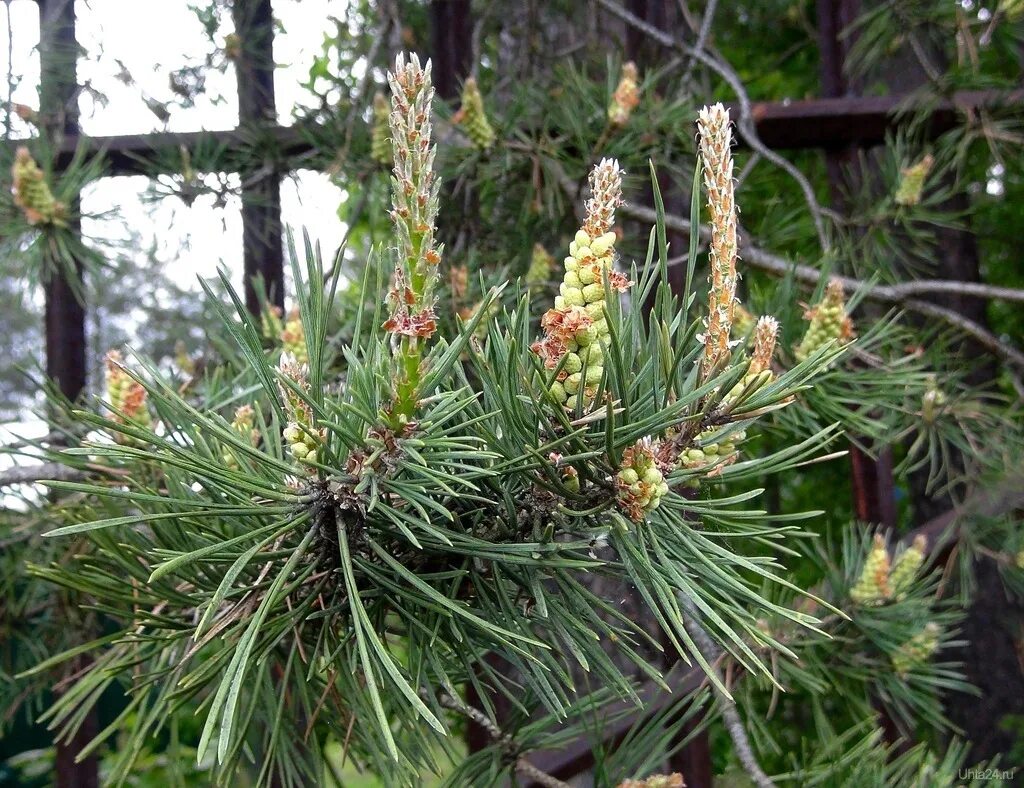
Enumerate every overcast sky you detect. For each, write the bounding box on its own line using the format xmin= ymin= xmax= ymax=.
xmin=0 ymin=1 xmax=354 ymax=470
xmin=2 ymin=0 xmax=349 ymax=293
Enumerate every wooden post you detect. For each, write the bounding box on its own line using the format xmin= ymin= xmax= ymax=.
xmin=429 ymin=0 xmax=472 ymax=100
xmin=668 ymin=711 xmax=713 ymax=788
xmin=232 ymin=0 xmax=284 ymax=315
xmin=39 ymin=0 xmax=86 ymax=404
xmin=38 ymin=2 xmax=96 ymax=786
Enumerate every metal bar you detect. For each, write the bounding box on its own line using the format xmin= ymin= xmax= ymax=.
xmin=26 ymin=90 xmax=1024 ymax=179
xmin=232 ymin=0 xmax=284 ymax=314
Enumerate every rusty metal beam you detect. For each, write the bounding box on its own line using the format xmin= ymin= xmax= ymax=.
xmin=23 ymin=90 xmax=1023 ymax=180
xmin=746 ymin=89 xmax=1023 ymax=150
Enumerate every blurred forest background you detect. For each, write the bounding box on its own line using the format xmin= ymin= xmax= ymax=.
xmin=1 ymin=0 xmax=1023 ymax=785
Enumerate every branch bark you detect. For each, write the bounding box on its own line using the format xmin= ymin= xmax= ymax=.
xmin=679 ymin=599 xmax=776 ymax=788
xmin=437 ymin=692 xmax=572 ymax=788
xmin=0 ymin=462 xmax=93 ymax=488
xmin=618 ymin=200 xmax=1024 ymax=369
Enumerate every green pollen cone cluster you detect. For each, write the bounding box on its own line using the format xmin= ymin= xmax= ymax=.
xmin=526 ymin=242 xmax=554 ymax=293
xmin=794 ymin=280 xmax=853 ymax=363
xmin=104 ymin=351 xmax=152 ymax=443
xmin=679 ymin=427 xmax=746 ymax=476
xmin=283 ymin=422 xmax=320 ymax=465
xmin=278 ymin=354 xmax=322 ymax=471
xmin=850 ymin=534 xmax=891 ymax=606
xmin=280 ymin=306 xmax=308 ymax=365
xmin=616 ymin=440 xmax=669 ymax=522
xmin=12 ymin=146 xmax=65 ymax=227
xmin=458 ymin=77 xmax=495 ymax=151
xmin=891 ymin=623 xmax=941 ymax=676
xmin=894 ymin=153 xmax=934 ymax=207
xmin=370 ymin=92 xmax=391 ymax=166
xmin=889 ymin=535 xmax=927 ymax=600
xmin=549 ymin=229 xmax=617 ymax=410
xmin=532 ymin=160 xmax=625 ymax=411
xmin=223 ymin=405 xmax=259 ymax=469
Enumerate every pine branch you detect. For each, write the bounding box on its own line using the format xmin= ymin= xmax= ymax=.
xmin=870 ymin=280 xmax=1024 ymax=304
xmin=618 ymin=200 xmax=1024 ymax=369
xmin=589 ymin=0 xmax=1024 ymax=367
xmin=0 ymin=462 xmax=86 ymax=487
xmin=679 ymin=597 xmax=776 ymax=788
xmin=595 ymin=0 xmax=835 ymax=251
xmin=546 ymin=155 xmax=1024 ymax=367
xmin=437 ymin=692 xmax=572 ymax=788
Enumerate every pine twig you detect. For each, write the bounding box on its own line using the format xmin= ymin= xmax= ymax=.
xmin=595 ymin=0 xmax=835 ymax=252
xmin=678 ymin=0 xmax=719 ymax=85
xmin=516 ymin=758 xmax=573 ymax=788
xmin=679 ymin=597 xmax=776 ymax=788
xmin=0 ymin=462 xmax=87 ymax=488
xmin=437 ymin=692 xmax=572 ymax=788
xmin=618 ymin=200 xmax=1024 ymax=369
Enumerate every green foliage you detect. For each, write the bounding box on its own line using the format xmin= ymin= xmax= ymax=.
xmin=3 ymin=1 xmax=1024 ymax=785
xmin=20 ymin=157 xmax=844 ymax=782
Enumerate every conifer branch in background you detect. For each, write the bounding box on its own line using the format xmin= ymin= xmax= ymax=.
xmin=11 ymin=146 xmax=66 ymax=227
xmin=608 ymin=61 xmax=640 ymax=127
xmin=455 ymin=76 xmax=496 ymax=151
